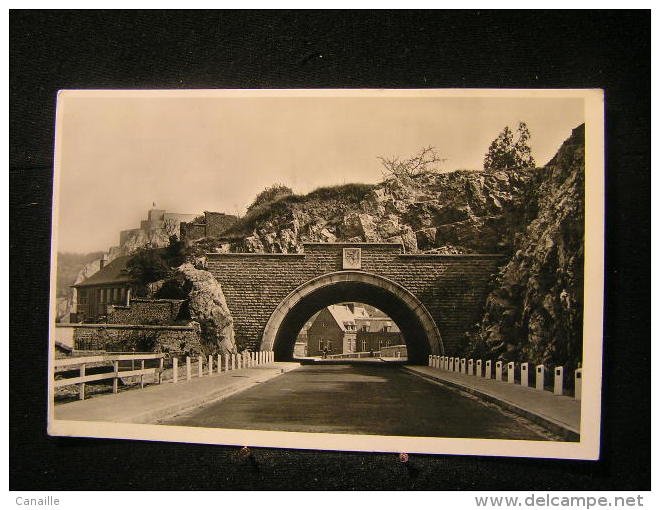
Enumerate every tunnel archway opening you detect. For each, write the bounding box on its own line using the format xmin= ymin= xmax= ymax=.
xmin=261 ymin=272 xmax=443 ymax=365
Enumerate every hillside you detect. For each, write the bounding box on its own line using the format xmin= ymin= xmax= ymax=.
xmin=205 ymin=169 xmax=537 ymax=256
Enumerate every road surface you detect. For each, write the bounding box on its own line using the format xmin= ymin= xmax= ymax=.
xmin=165 ymin=364 xmax=549 ymax=440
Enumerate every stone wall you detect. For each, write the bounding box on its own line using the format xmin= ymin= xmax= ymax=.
xmin=356 ymin=331 xmax=404 ymax=352
xmin=205 ymin=212 xmax=238 ymax=237
xmin=55 ymin=323 xmax=202 ymax=354
xmin=180 ymin=212 xmax=238 ymax=243
xmin=180 ymin=223 xmax=207 ymax=242
xmin=107 ymin=299 xmax=184 ymax=325
xmin=380 ymin=344 xmax=407 ymax=357
xmin=207 ymin=243 xmax=502 ymax=354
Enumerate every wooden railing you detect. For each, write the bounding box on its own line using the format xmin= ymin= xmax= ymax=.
xmin=53 ymin=353 xmax=166 ymax=400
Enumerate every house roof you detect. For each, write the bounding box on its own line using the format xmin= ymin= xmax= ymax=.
xmin=72 ymin=255 xmax=134 ymax=288
xmin=352 ymin=306 xmax=370 ymax=319
xmin=326 ymin=305 xmax=356 ymax=332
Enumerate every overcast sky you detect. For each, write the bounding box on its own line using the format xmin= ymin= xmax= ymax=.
xmin=56 ymin=93 xmax=584 ymax=253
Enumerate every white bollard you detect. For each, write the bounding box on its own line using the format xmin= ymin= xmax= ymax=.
xmin=460 ymin=358 xmax=466 ymax=374
xmin=536 ymin=364 xmax=545 ymax=391
xmin=428 ymin=355 xmax=432 ymax=367
xmin=554 ymin=366 xmax=564 ymax=395
xmin=440 ymin=356 xmax=445 ymax=370
xmin=507 ymin=362 xmax=515 ymax=383
xmin=476 ymin=359 xmax=482 ymax=377
xmin=209 ymin=355 xmax=213 ymax=375
xmin=521 ymin=362 xmax=529 ymax=387
xmin=224 ymin=354 xmax=230 ymax=371
xmin=173 ymin=357 xmax=178 ymax=383
xmin=448 ymin=358 xmax=454 ymax=371
xmin=454 ymin=357 xmax=460 ymax=372
xmin=435 ymin=355 xmax=440 ymax=369
xmin=485 ymin=360 xmax=492 ymax=379
xmin=574 ymin=368 xmax=582 ymax=400
xmin=217 ymin=353 xmax=222 ymax=372
xmin=198 ymin=356 xmax=203 ymax=378
xmin=232 ymin=354 xmax=237 ymax=370
xmin=468 ymin=359 xmax=474 ymax=376
xmin=186 ymin=356 xmax=192 ymax=381
xmin=495 ymin=361 xmax=503 ymax=381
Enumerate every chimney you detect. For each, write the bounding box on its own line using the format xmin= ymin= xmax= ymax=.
xmin=99 ymin=254 xmax=108 ymax=270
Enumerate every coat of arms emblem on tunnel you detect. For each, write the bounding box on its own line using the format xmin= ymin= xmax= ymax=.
xmin=342 ymin=248 xmax=362 ymax=269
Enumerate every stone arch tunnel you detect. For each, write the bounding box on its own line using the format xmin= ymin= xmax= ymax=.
xmin=206 ymin=243 xmax=502 ymax=365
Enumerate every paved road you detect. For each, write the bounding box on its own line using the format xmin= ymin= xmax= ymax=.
xmin=166 ymin=364 xmax=549 ymax=440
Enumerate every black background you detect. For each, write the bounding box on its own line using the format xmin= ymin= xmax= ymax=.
xmin=10 ymin=10 xmax=650 ymax=490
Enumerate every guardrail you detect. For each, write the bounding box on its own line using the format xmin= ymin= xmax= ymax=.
xmin=54 ymin=350 xmax=277 ymax=401
xmin=54 ymin=352 xmax=167 ymax=400
xmin=427 ymin=355 xmax=582 ymax=400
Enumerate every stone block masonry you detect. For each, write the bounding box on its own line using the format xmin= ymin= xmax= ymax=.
xmin=55 ymin=323 xmax=202 ymax=354
xmin=207 ymin=243 xmax=502 ymax=354
xmin=107 ymin=299 xmax=185 ymax=325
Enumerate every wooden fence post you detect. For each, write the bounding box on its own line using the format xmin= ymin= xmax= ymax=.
xmin=208 ymin=355 xmax=213 ymax=375
xmin=173 ymin=357 xmax=178 ymax=384
xmin=186 ymin=356 xmax=191 ymax=381
xmin=217 ymin=353 xmax=222 ymax=373
xmin=159 ymin=357 xmax=164 ymax=384
xmin=112 ymin=360 xmax=119 ymax=393
xmin=198 ymin=356 xmax=203 ymax=378
xmin=140 ymin=360 xmax=145 ymax=388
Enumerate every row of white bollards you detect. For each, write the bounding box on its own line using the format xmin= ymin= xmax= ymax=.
xmin=428 ymin=355 xmax=582 ymax=400
xmin=172 ymin=350 xmax=275 ymax=384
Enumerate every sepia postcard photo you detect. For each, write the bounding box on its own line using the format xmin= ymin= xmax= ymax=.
xmin=47 ymin=89 xmax=604 ymax=460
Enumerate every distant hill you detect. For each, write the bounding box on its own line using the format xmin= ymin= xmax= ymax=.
xmin=55 ymin=251 xmax=105 ymax=298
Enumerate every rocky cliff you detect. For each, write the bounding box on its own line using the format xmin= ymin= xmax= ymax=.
xmin=464 ymin=124 xmax=585 ymax=372
xmin=211 ymin=168 xmax=537 ymax=256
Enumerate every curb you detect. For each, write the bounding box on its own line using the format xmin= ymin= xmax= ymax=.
xmin=402 ymin=366 xmax=580 ymax=442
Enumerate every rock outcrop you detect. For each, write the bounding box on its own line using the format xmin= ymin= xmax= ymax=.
xmin=169 ymin=263 xmax=237 ymax=355
xmin=464 ymin=124 xmax=585 ymax=372
xmin=214 ymin=169 xmax=537 ymax=256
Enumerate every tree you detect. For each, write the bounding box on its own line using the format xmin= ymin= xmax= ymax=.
xmin=247 ymin=184 xmax=293 ymax=213
xmin=126 ymin=248 xmax=172 ymax=289
xmin=378 ymin=146 xmax=446 ymax=180
xmin=483 ymin=122 xmax=535 ymax=171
